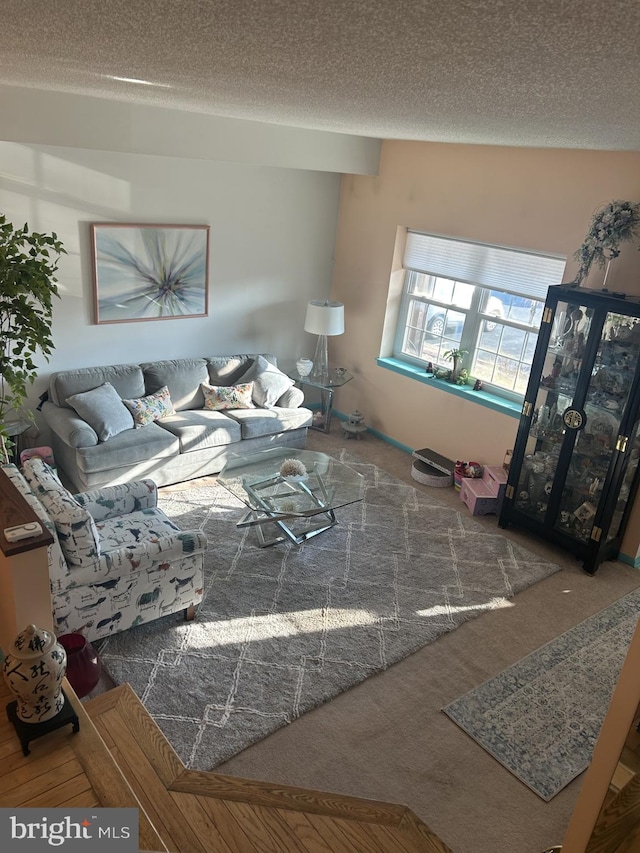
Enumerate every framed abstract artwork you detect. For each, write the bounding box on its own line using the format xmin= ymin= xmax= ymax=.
xmin=90 ymin=223 xmax=210 ymax=324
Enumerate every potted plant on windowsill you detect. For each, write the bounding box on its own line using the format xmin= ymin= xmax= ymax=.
xmin=443 ymin=348 xmax=468 ymax=384
xmin=0 ymin=215 xmax=65 ymax=462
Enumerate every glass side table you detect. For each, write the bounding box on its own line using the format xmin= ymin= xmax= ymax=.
xmin=290 ymin=368 xmax=353 ymax=433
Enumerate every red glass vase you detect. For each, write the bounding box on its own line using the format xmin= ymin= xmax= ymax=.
xmin=58 ymin=633 xmax=101 ymax=699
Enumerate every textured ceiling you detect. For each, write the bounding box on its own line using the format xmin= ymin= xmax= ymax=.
xmin=2 ymin=0 xmax=640 ymax=150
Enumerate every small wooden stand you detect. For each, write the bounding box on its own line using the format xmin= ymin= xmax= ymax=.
xmin=6 ymin=688 xmax=80 ymax=756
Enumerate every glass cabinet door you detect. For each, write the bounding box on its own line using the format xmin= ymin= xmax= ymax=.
xmin=554 ymin=312 xmax=640 ymax=543
xmin=501 ymin=284 xmax=640 ymax=574
xmin=608 ymin=415 xmax=640 ymax=542
xmin=513 ymin=300 xmax=593 ymax=521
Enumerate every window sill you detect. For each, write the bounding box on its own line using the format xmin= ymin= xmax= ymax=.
xmin=376 ymin=357 xmax=522 ymax=419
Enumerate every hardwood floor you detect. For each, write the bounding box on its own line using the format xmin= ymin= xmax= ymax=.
xmin=0 ymin=678 xmax=166 ymax=850
xmin=0 ymin=677 xmax=452 ymax=852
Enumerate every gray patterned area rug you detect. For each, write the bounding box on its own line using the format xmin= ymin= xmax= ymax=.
xmin=443 ymin=588 xmax=640 ymax=801
xmin=97 ymin=451 xmax=561 ymax=772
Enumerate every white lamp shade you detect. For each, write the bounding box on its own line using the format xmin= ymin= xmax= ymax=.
xmin=304 ymin=300 xmax=345 ymax=336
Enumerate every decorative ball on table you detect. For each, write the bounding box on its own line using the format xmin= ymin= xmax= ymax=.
xmin=280 ymin=458 xmax=307 ymax=479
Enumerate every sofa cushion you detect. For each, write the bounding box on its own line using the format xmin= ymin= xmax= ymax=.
xmin=66 ymin=382 xmax=135 ymax=441
xmin=141 ymin=358 xmax=209 ymax=411
xmin=75 ymin=422 xmax=179 ymax=475
xmin=22 ymin=458 xmax=100 ymax=567
xmin=202 ymin=382 xmax=254 ymax=411
xmin=49 ymin=364 xmax=145 ymax=408
xmin=123 ymin=385 xmax=176 ymax=427
xmin=206 ymin=355 xmax=254 ymax=386
xmin=156 ymin=410 xmax=242 ymax=453
xmin=224 ymin=406 xmax=313 ymax=439
xmin=96 ymin=507 xmax=181 ymax=552
xmin=206 ymin=353 xmax=277 ymax=386
xmin=237 ymin=355 xmax=295 ymax=408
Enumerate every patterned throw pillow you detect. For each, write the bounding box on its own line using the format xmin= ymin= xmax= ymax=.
xmin=201 ymin=382 xmax=255 ymax=411
xmin=123 ymin=385 xmax=176 ymax=427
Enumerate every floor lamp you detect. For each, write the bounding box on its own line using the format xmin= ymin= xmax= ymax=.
xmin=304 ymin=299 xmax=344 ymax=382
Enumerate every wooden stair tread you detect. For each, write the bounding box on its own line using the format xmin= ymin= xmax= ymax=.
xmin=0 ymin=678 xmax=167 ymax=852
xmin=85 ymin=683 xmax=453 ymax=852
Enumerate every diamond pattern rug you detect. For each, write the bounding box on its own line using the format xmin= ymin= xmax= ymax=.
xmin=443 ymin=588 xmax=640 ymax=800
xmin=97 ymin=451 xmax=561 ymax=771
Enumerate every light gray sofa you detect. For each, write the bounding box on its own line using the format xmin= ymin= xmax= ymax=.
xmin=41 ymin=354 xmax=312 ymax=492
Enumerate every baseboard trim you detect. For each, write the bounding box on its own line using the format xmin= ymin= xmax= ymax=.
xmin=331 ymin=414 xmax=640 ymax=571
xmin=333 ymin=410 xmax=413 ymax=456
xmin=617 ymin=551 xmax=640 ymax=570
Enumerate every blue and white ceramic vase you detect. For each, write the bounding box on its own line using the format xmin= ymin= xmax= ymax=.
xmin=2 ymin=624 xmax=67 ymax=723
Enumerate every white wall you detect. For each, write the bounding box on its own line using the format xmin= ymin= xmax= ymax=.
xmin=0 ymin=84 xmax=381 ymax=437
xmin=0 ymin=84 xmax=381 ymax=175
xmin=0 ymin=140 xmax=343 ymax=429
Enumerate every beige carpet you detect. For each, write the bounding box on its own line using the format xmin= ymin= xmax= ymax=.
xmin=443 ymin=588 xmax=640 ymax=800
xmin=208 ymin=425 xmax=640 ymax=853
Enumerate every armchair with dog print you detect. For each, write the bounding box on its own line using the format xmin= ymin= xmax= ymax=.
xmin=15 ymin=456 xmax=206 ymax=642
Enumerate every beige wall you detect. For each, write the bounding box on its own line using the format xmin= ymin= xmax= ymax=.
xmin=330 ymin=140 xmax=640 ymax=561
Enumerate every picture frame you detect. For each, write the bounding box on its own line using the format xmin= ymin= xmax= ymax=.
xmin=90 ymin=223 xmax=210 ymax=324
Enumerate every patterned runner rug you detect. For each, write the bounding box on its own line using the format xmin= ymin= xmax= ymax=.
xmin=443 ymin=588 xmax=640 ymax=800
xmin=98 ymin=451 xmax=561 ymax=771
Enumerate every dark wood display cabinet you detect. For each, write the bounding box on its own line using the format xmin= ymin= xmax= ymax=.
xmin=499 ymin=283 xmax=640 ymax=575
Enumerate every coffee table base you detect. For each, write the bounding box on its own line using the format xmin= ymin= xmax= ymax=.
xmin=237 ymin=507 xmax=337 ymax=547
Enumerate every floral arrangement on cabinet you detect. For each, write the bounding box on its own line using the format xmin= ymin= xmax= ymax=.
xmin=574 ymin=199 xmax=640 ymax=285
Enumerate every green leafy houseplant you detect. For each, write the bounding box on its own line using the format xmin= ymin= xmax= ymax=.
xmin=0 ymin=215 xmax=65 ymax=456
xmin=443 ymin=348 xmax=468 ymax=383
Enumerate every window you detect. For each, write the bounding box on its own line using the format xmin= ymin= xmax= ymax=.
xmin=394 ymin=232 xmax=566 ymax=400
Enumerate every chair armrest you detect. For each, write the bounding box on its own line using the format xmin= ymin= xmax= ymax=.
xmin=41 ymin=401 xmax=98 ymax=448
xmin=102 ymin=530 xmax=207 ymax=577
xmin=66 ymin=529 xmax=208 ymax=585
xmin=75 ymin=480 xmax=158 ymax=521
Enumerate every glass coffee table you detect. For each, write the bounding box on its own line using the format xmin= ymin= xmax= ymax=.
xmin=218 ymin=448 xmax=364 ymax=547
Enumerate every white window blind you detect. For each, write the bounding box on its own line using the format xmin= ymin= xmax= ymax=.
xmin=404 ymin=231 xmax=566 ymax=300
